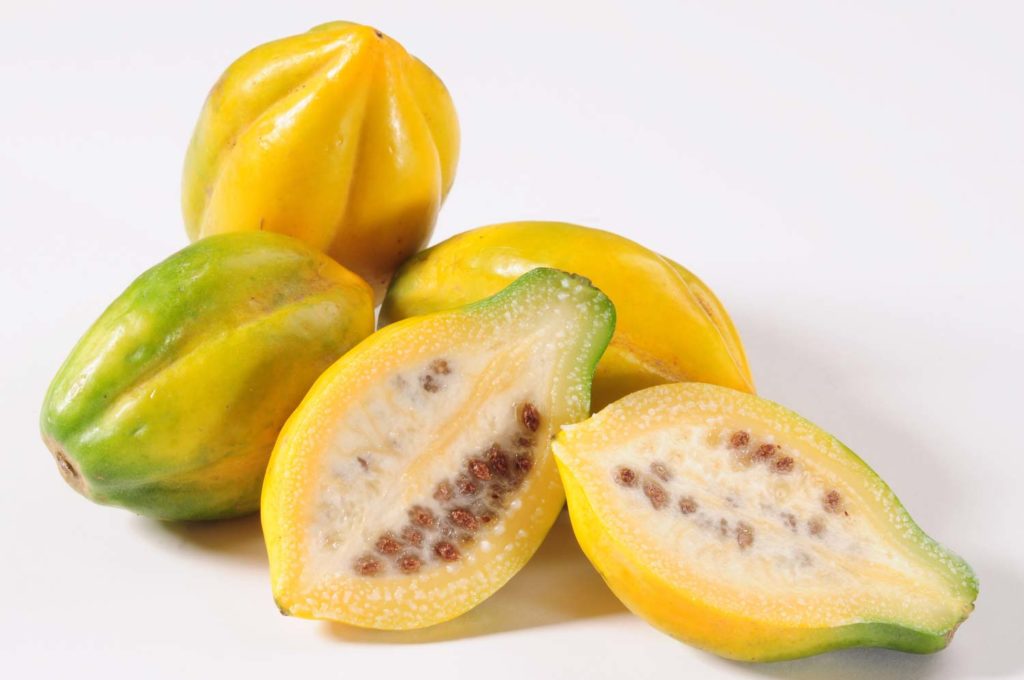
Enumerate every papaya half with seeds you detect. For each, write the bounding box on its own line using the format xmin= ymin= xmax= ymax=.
xmin=40 ymin=233 xmax=374 ymax=521
xmin=554 ymin=383 xmax=977 ymax=661
xmin=262 ymin=268 xmax=615 ymax=629
xmin=182 ymin=21 xmax=459 ymax=301
xmin=380 ymin=221 xmax=753 ymax=411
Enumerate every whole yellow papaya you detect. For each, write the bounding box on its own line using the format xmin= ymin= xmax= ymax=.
xmin=380 ymin=222 xmax=754 ymax=410
xmin=40 ymin=233 xmax=374 ymax=520
xmin=182 ymin=21 xmax=459 ymax=300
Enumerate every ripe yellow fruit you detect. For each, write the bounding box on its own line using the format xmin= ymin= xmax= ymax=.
xmin=182 ymin=21 xmax=460 ymax=300
xmin=382 ymin=221 xmax=754 ymax=410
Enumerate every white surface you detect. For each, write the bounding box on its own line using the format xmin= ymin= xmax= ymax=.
xmin=1 ymin=1 xmax=1021 ymax=678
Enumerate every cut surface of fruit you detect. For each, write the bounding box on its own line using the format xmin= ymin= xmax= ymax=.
xmin=554 ymin=383 xmax=977 ymax=661
xmin=380 ymin=221 xmax=754 ymax=410
xmin=262 ymin=268 xmax=615 ymax=629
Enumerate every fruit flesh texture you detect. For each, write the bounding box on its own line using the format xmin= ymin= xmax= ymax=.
xmin=263 ymin=268 xmax=615 ymax=629
xmin=182 ymin=21 xmax=459 ymax=301
xmin=554 ymin=383 xmax=977 ymax=661
xmin=380 ymin=221 xmax=753 ymax=410
xmin=40 ymin=233 xmax=374 ymax=520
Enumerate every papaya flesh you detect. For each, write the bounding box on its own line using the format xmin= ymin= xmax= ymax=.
xmin=262 ymin=268 xmax=615 ymax=629
xmin=380 ymin=221 xmax=754 ymax=410
xmin=554 ymin=383 xmax=977 ymax=661
xmin=40 ymin=232 xmax=374 ymax=521
xmin=182 ymin=21 xmax=459 ymax=301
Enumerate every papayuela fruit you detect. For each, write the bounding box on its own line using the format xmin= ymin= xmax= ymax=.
xmin=182 ymin=21 xmax=459 ymax=300
xmin=263 ymin=268 xmax=615 ymax=629
xmin=554 ymin=383 xmax=977 ymax=661
xmin=381 ymin=221 xmax=753 ymax=410
xmin=41 ymin=232 xmax=374 ymax=520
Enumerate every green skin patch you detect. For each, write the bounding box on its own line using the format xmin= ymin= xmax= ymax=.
xmin=41 ymin=232 xmax=373 ymax=520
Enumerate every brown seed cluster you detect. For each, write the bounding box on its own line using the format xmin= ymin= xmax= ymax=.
xmin=420 ymin=357 xmax=452 ymax=393
xmin=351 ymin=400 xmax=541 ymax=577
xmin=613 ymin=461 xmax=756 ymax=552
xmin=728 ymin=430 xmax=795 ymax=475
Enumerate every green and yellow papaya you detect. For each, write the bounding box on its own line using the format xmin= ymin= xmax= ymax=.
xmin=381 ymin=221 xmax=754 ymax=411
xmin=40 ymin=232 xmax=374 ymax=520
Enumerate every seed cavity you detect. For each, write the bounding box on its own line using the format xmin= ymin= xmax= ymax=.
xmin=350 ymin=401 xmax=541 ymax=577
xmin=808 ymin=517 xmax=826 ymax=537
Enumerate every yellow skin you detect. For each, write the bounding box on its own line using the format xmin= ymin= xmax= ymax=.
xmin=182 ymin=21 xmax=460 ymax=300
xmin=381 ymin=221 xmax=754 ymax=411
xmin=554 ymin=383 xmax=977 ymax=661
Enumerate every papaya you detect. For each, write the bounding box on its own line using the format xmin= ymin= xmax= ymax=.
xmin=262 ymin=268 xmax=615 ymax=629
xmin=553 ymin=383 xmax=977 ymax=661
xmin=40 ymin=232 xmax=374 ymax=521
xmin=182 ymin=21 xmax=459 ymax=301
xmin=380 ymin=221 xmax=753 ymax=410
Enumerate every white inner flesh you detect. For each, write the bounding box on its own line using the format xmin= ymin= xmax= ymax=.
xmin=596 ymin=421 xmax=952 ymax=621
xmin=306 ymin=337 xmax=560 ymax=582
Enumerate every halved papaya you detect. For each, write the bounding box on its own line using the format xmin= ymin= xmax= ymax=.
xmin=262 ymin=268 xmax=615 ymax=629
xmin=554 ymin=383 xmax=977 ymax=661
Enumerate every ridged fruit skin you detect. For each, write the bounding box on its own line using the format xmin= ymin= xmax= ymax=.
xmin=182 ymin=21 xmax=459 ymax=301
xmin=40 ymin=232 xmax=374 ymax=521
xmin=263 ymin=268 xmax=615 ymax=629
xmin=380 ymin=221 xmax=754 ymax=410
xmin=554 ymin=383 xmax=978 ymax=661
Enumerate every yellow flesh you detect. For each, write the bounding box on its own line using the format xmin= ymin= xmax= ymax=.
xmin=264 ymin=275 xmax=609 ymax=629
xmin=555 ymin=384 xmax=973 ymax=633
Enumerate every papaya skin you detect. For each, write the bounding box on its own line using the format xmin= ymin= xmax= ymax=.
xmin=554 ymin=383 xmax=977 ymax=661
xmin=262 ymin=268 xmax=615 ymax=629
xmin=40 ymin=232 xmax=374 ymax=520
xmin=380 ymin=222 xmax=753 ymax=410
xmin=182 ymin=21 xmax=459 ymax=301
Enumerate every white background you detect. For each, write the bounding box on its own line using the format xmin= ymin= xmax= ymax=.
xmin=1 ymin=1 xmax=1021 ymax=678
